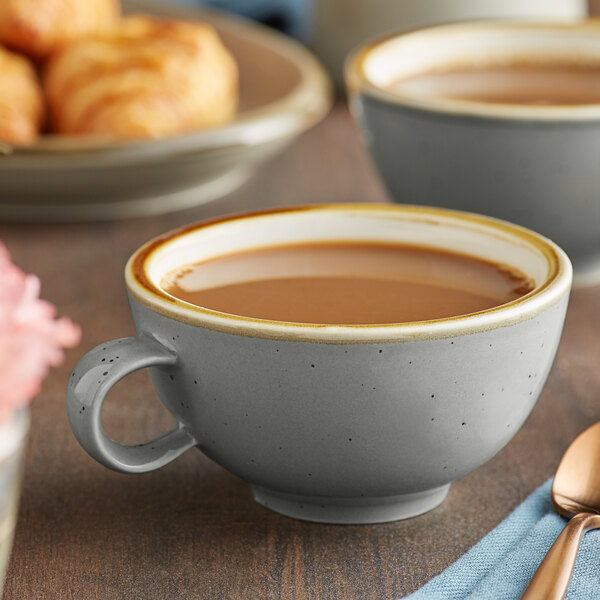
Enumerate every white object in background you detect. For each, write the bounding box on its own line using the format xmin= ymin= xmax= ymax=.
xmin=312 ymin=0 xmax=587 ymax=85
xmin=0 ymin=409 xmax=28 ymax=597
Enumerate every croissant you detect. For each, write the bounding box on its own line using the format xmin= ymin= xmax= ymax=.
xmin=0 ymin=45 xmax=43 ymax=146
xmin=0 ymin=0 xmax=120 ymax=60
xmin=44 ymin=15 xmax=238 ymax=140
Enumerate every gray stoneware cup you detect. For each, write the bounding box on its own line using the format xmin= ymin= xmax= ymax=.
xmin=345 ymin=21 xmax=600 ymax=286
xmin=66 ymin=204 xmax=572 ymax=524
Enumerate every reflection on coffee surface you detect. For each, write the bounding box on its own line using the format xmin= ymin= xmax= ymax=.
xmin=391 ymin=63 xmax=600 ymax=105
xmin=160 ymin=242 xmax=534 ymax=325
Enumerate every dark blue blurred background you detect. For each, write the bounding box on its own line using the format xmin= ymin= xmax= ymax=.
xmin=174 ymin=0 xmax=311 ymax=39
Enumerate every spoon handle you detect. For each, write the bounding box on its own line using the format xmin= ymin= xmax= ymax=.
xmin=520 ymin=512 xmax=600 ymax=600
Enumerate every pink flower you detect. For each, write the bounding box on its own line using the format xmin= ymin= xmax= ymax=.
xmin=0 ymin=243 xmax=80 ymax=422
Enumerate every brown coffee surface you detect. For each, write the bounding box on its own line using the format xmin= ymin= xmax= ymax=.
xmin=160 ymin=242 xmax=533 ymax=324
xmin=391 ymin=63 xmax=600 ymax=105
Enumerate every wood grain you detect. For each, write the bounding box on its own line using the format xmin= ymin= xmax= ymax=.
xmin=1 ymin=103 xmax=599 ymax=600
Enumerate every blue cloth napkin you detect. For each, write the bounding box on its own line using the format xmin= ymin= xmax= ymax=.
xmin=403 ymin=479 xmax=600 ymax=600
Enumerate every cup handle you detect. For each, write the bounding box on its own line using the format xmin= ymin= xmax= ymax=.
xmin=66 ymin=336 xmax=197 ymax=474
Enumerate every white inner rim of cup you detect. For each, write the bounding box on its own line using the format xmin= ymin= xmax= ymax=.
xmin=359 ymin=22 xmax=600 ymax=120
xmin=126 ymin=205 xmax=571 ymax=342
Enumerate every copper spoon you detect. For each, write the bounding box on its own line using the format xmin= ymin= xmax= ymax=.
xmin=521 ymin=421 xmax=600 ymax=599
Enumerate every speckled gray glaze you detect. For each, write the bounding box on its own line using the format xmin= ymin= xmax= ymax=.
xmin=66 ymin=204 xmax=572 ymax=523
xmin=345 ymin=22 xmax=600 ymax=285
xmin=354 ymin=100 xmax=600 ymax=279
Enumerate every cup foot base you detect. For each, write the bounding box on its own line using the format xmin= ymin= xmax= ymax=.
xmin=250 ymin=484 xmax=451 ymax=524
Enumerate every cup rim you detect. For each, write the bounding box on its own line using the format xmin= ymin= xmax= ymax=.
xmin=125 ymin=204 xmax=572 ymax=343
xmin=345 ymin=19 xmax=600 ymax=122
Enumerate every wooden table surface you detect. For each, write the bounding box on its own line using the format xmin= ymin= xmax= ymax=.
xmin=1 ymin=101 xmax=599 ymax=600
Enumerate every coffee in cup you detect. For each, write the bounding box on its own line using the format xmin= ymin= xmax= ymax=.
xmin=160 ymin=241 xmax=534 ymax=324
xmin=390 ymin=62 xmax=600 ymax=106
xmin=67 ymin=204 xmax=571 ymax=524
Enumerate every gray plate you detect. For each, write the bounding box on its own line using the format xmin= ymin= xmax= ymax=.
xmin=0 ymin=0 xmax=332 ymax=221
